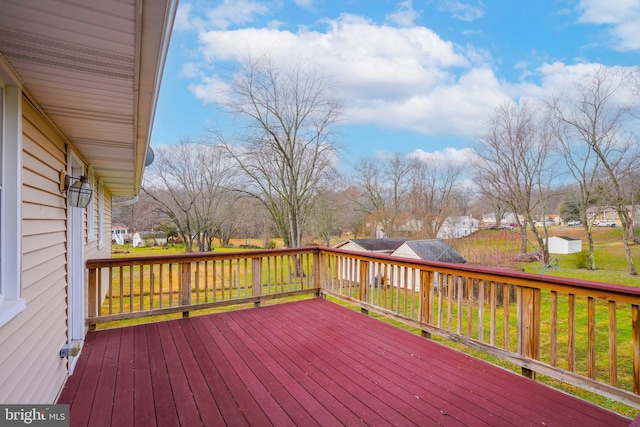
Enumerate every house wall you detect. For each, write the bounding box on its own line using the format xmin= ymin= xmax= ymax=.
xmin=0 ymin=95 xmax=112 ymax=404
xmin=337 ymin=241 xmax=366 ymax=252
xmin=392 ymin=244 xmax=421 ymax=260
xmin=547 ymin=237 xmax=582 ymax=255
xmin=85 ymin=179 xmax=112 ymax=304
xmin=0 ymin=97 xmax=69 ymax=403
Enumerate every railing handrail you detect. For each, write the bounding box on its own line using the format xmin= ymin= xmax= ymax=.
xmin=322 ymin=246 xmax=640 ymax=301
xmin=87 ymin=246 xmax=322 ymax=268
xmin=92 ymin=245 xmax=640 ymax=298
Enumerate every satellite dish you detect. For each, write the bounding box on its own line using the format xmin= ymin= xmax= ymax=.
xmin=145 ymin=147 xmax=155 ymax=167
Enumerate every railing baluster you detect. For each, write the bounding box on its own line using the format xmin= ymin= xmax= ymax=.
xmin=437 ymin=273 xmax=443 ymax=328
xmin=550 ymin=290 xmax=558 ymax=366
xmin=503 ymin=284 xmax=509 ymax=351
xmin=128 ymin=265 xmax=133 ymax=312
xmin=150 ymin=264 xmax=155 ymax=309
xmin=467 ymin=277 xmax=473 ymax=338
xmin=244 ymin=258 xmax=249 ymax=298
xmin=632 ymin=304 xmax=639 ymax=395
xmin=490 ymin=281 xmax=496 ymax=346
xmin=457 ymin=277 xmax=463 ymax=335
xmin=478 ymin=279 xmax=485 ymax=342
xmin=402 ymin=266 xmax=408 ymax=316
xmin=108 ymin=267 xmax=113 ymax=315
xmin=168 ymin=263 xmax=173 ymax=307
xmin=228 ymin=259 xmax=233 ymax=298
xmin=587 ymin=296 xmax=596 ymax=379
xmin=447 ymin=274 xmax=453 ymax=331
xmin=568 ymin=294 xmax=576 ymax=372
xmin=221 ymin=259 xmax=226 ymax=300
xmin=609 ymin=300 xmax=617 ymax=387
xmin=203 ymin=261 xmax=209 ymax=303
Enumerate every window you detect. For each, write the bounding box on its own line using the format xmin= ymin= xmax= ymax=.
xmin=0 ymin=76 xmax=25 ymax=327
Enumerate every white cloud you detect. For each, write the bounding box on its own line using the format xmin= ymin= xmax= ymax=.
xmin=189 ymin=75 xmax=232 ymax=105
xmin=184 ymin=5 xmax=636 ymax=143
xmin=178 ymin=0 xmax=271 ymax=31
xmin=576 ymin=0 xmax=640 ymax=50
xmin=189 ymin=13 xmax=503 ymax=139
xmin=293 ymin=0 xmax=316 ymax=10
xmin=174 ymin=3 xmax=194 ymax=31
xmin=437 ymin=0 xmax=486 ymax=22
xmin=385 ymin=0 xmax=420 ymax=27
xmin=408 ymin=147 xmax=475 ymax=164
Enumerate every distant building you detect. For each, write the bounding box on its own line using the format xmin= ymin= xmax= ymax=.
xmin=132 ymin=231 xmax=167 ymax=248
xmin=437 ymin=216 xmax=479 ymax=239
xmin=335 ymin=238 xmax=408 ymax=254
xmin=392 ymin=239 xmax=466 ymax=264
xmin=111 ymin=223 xmax=130 ymax=245
xmin=482 ymin=212 xmax=522 ymax=228
xmin=547 ymin=236 xmax=582 ymax=255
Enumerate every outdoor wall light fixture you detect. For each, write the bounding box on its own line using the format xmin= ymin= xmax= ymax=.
xmin=60 ymin=171 xmax=93 ymax=208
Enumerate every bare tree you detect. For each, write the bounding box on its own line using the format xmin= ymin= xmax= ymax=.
xmin=112 ymin=192 xmax=160 ymax=234
xmin=473 ymin=100 xmax=557 ymax=264
xmin=309 ymin=186 xmax=344 ymax=246
xmin=353 ymin=154 xmax=412 ymax=237
xmin=550 ymin=67 xmax=639 ymax=275
xmin=549 ymin=100 xmax=606 ymax=269
xmin=142 ymin=140 xmax=234 ymax=252
xmin=451 ymin=185 xmax=477 ymax=217
xmin=214 ymin=55 xmax=342 ymax=251
xmin=408 ymin=157 xmax=464 ymax=238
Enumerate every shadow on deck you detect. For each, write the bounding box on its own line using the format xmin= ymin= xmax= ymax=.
xmin=58 ymin=298 xmax=630 ymax=426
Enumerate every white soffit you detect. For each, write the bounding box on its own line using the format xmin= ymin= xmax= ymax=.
xmin=0 ymin=0 xmax=177 ymax=195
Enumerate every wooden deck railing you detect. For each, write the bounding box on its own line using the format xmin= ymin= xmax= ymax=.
xmin=87 ymin=246 xmax=640 ymax=409
xmin=87 ymin=248 xmax=319 ymax=325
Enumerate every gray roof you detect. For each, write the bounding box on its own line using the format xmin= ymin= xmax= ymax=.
xmin=552 ymin=236 xmax=582 ymax=241
xmin=346 ymin=238 xmax=408 ymax=252
xmin=400 ymin=240 xmax=466 ymax=263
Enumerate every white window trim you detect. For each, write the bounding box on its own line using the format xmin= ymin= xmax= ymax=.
xmin=97 ymin=180 xmax=104 ymax=249
xmin=87 ymin=168 xmax=96 ymax=242
xmin=0 ymin=80 xmax=25 ymax=327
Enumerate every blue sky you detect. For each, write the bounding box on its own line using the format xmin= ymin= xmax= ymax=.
xmin=150 ymin=0 xmax=640 ymax=169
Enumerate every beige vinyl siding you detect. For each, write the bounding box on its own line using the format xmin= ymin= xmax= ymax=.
xmin=0 ymin=97 xmax=69 ymax=403
xmin=85 ymin=183 xmax=111 ymax=305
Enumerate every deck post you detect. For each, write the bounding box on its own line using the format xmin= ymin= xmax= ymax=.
xmin=420 ymin=270 xmax=432 ymax=338
xmin=359 ymin=260 xmax=369 ymax=302
xmin=359 ymin=260 xmax=369 ymax=314
xmin=180 ymin=262 xmax=192 ymax=317
xmin=253 ymin=258 xmax=262 ymax=307
xmin=518 ymin=286 xmax=540 ymax=379
xmin=87 ymin=268 xmax=97 ymax=331
xmin=314 ymin=250 xmax=325 ymax=296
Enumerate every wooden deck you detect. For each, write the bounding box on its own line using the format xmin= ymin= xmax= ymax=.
xmin=58 ymin=298 xmax=630 ymax=426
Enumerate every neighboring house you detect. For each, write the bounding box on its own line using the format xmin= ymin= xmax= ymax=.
xmin=389 ymin=240 xmax=466 ymax=290
xmin=335 ymin=238 xmax=408 ymax=254
xmin=437 ymin=216 xmax=479 ymax=239
xmin=547 ymin=236 xmax=582 ymax=255
xmin=544 ymin=214 xmax=563 ymax=226
xmin=392 ymin=239 xmax=467 ymax=264
xmin=481 ymin=212 xmax=522 ymax=228
xmin=111 ymin=223 xmax=130 ymax=245
xmin=334 ymin=239 xmax=465 ymax=290
xmin=0 ymin=0 xmax=177 ymax=405
xmin=586 ymin=206 xmax=640 ymax=227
